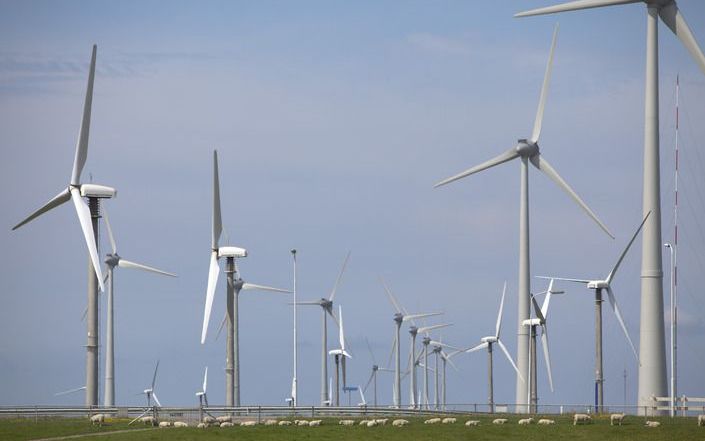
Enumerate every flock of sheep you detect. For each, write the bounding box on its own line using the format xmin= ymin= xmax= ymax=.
xmin=88 ymin=412 xmax=705 ymax=428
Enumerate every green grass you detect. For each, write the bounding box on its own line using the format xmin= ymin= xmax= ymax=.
xmin=0 ymin=415 xmax=702 ymax=441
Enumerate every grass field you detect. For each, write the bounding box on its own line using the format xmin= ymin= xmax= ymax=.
xmin=1 ymin=414 xmax=703 ymax=441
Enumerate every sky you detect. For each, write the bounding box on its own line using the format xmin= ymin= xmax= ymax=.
xmin=1 ymin=0 xmax=705 ymax=410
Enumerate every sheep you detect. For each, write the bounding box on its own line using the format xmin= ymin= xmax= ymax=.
xmin=158 ymin=421 xmax=172 ymax=428
xmin=278 ymin=420 xmax=293 ymax=426
xmin=392 ymin=419 xmax=409 ymax=426
xmin=339 ymin=419 xmax=355 ymax=426
xmin=241 ymin=421 xmax=258 ymax=427
xmin=90 ymin=414 xmax=105 ymax=426
xmin=573 ymin=413 xmax=592 ymax=425
xmin=610 ymin=413 xmax=625 ymax=426
xmin=359 ymin=420 xmax=370 ymax=425
xmin=493 ymin=418 xmax=508 ymax=425
xmin=375 ymin=418 xmax=388 ymax=425
xmin=424 ymin=417 xmax=441 ymax=424
xmin=309 ymin=420 xmax=322 ymax=427
xmin=197 ymin=422 xmax=207 ymax=429
xmin=140 ymin=416 xmax=156 ymax=426
xmin=518 ymin=418 xmax=534 ymax=425
xmin=366 ymin=420 xmax=378 ymax=427
xmin=203 ymin=416 xmax=216 ymax=425
xmin=697 ymin=415 xmax=705 ymax=426
xmin=645 ymin=420 xmax=661 ymax=428
xmin=465 ymin=420 xmax=480 ymax=426
xmin=537 ymin=419 xmax=555 ymax=425
xmin=172 ymin=421 xmax=187 ymax=428
xmin=220 ymin=422 xmax=234 ymax=428
xmin=296 ymin=420 xmax=310 ymax=426
xmin=442 ymin=417 xmax=457 ymax=424
xmin=264 ymin=419 xmax=278 ymax=426
xmin=216 ymin=415 xmax=233 ymax=424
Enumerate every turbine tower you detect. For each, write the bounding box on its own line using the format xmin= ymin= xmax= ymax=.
xmin=362 ymin=338 xmax=393 ymax=407
xmin=129 ymin=361 xmax=161 ymax=424
xmin=295 ymin=251 xmax=351 ymax=405
xmin=434 ymin=26 xmax=612 ymax=411
xmin=465 ymin=282 xmax=525 ymax=413
xmin=411 ymin=323 xmax=452 ymax=409
xmin=12 ymin=45 xmax=115 ymax=406
xmin=539 ymin=212 xmax=650 ymax=410
xmin=515 ymin=0 xmax=705 ymax=411
xmin=101 ymin=206 xmax=176 ymax=406
xmin=200 ymin=150 xmax=290 ymax=407
xmin=329 ymin=305 xmax=352 ymax=406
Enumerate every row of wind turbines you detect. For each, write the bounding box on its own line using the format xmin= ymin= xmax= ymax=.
xmin=11 ymin=0 xmax=705 ymax=413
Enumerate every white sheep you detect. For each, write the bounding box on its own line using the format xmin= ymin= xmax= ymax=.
xmin=610 ymin=413 xmax=625 ymax=426
xmin=140 ymin=416 xmax=156 ymax=426
xmin=203 ymin=416 xmax=216 ymax=425
xmin=366 ymin=420 xmax=378 ymax=427
xmin=442 ymin=417 xmax=457 ymax=424
xmin=296 ymin=420 xmax=310 ymax=426
xmin=264 ymin=419 xmax=278 ymax=426
xmin=309 ymin=420 xmax=322 ymax=426
xmin=220 ymin=422 xmax=234 ymax=428
xmin=493 ymin=418 xmax=508 ymax=425
xmin=216 ymin=415 xmax=232 ymax=424
xmin=241 ymin=421 xmax=258 ymax=427
xmin=465 ymin=420 xmax=480 ymax=426
xmin=573 ymin=414 xmax=592 ymax=425
xmin=424 ymin=417 xmax=441 ymax=424
xmin=537 ymin=419 xmax=555 ymax=425
xmin=359 ymin=420 xmax=370 ymax=425
xmin=697 ymin=415 xmax=705 ymax=426
xmin=159 ymin=421 xmax=172 ymax=428
xmin=197 ymin=422 xmax=207 ymax=429
xmin=645 ymin=420 xmax=661 ymax=428
xmin=339 ymin=419 xmax=355 ymax=426
xmin=518 ymin=418 xmax=534 ymax=425
xmin=90 ymin=414 xmax=105 ymax=426
xmin=375 ymin=418 xmax=389 ymax=425
xmin=392 ymin=419 xmax=409 ymax=426
xmin=278 ymin=420 xmax=293 ymax=426
xmin=173 ymin=421 xmax=188 ymax=428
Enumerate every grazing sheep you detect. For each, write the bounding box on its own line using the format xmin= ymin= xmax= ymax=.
xmin=424 ymin=417 xmax=441 ymax=424
xmin=296 ymin=420 xmax=310 ymax=426
xmin=359 ymin=420 xmax=370 ymax=425
xmin=140 ymin=416 xmax=156 ymax=426
xmin=197 ymin=422 xmax=207 ymax=429
xmin=241 ymin=421 xmax=258 ymax=427
xmin=492 ymin=418 xmax=508 ymax=425
xmin=610 ymin=413 xmax=625 ymax=426
xmin=220 ymin=422 xmax=234 ymax=428
xmin=173 ymin=421 xmax=188 ymax=428
xmin=518 ymin=418 xmax=534 ymax=425
xmin=203 ymin=416 xmax=216 ymax=425
xmin=537 ymin=419 xmax=555 ymax=425
xmin=465 ymin=420 xmax=480 ymax=426
xmin=309 ymin=420 xmax=323 ymax=427
xmin=697 ymin=415 xmax=705 ymax=426
xmin=216 ymin=415 xmax=233 ymax=424
xmin=278 ymin=421 xmax=293 ymax=426
xmin=366 ymin=420 xmax=378 ymax=427
xmin=442 ymin=417 xmax=457 ymax=424
xmin=573 ymin=414 xmax=592 ymax=425
xmin=645 ymin=420 xmax=661 ymax=428
xmin=339 ymin=419 xmax=355 ymax=426
xmin=90 ymin=414 xmax=105 ymax=426
xmin=375 ymin=418 xmax=389 ymax=425
xmin=392 ymin=419 xmax=409 ymax=426
xmin=264 ymin=419 xmax=278 ymax=426
xmin=158 ymin=421 xmax=172 ymax=428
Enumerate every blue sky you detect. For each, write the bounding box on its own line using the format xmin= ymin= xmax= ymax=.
xmin=1 ymin=0 xmax=705 ymax=408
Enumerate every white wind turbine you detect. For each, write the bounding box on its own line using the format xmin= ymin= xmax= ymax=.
xmin=11 ymin=45 xmax=115 ymax=406
xmin=380 ymin=278 xmax=441 ymax=408
xmin=411 ymin=324 xmax=452 ymax=409
xmin=522 ymin=279 xmax=564 ymax=412
xmin=328 ymin=305 xmax=352 ymax=407
xmin=129 ymin=361 xmax=161 ymax=425
xmin=427 ymin=339 xmax=462 ymax=410
xmin=295 ymin=251 xmax=351 ymax=405
xmin=196 ymin=366 xmax=209 ymax=407
xmin=539 ymin=212 xmax=651 ymax=410
xmin=362 ymin=338 xmax=394 ymax=407
xmin=465 ymin=283 xmax=525 ymax=413
xmin=434 ymin=25 xmax=612 ymax=411
xmin=101 ymin=206 xmax=176 ymax=407
xmin=515 ymin=0 xmax=705 ymax=411
xmin=200 ymin=149 xmax=290 ymax=407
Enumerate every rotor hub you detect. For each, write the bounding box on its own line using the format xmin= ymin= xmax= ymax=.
xmin=516 ymin=139 xmax=539 ymax=157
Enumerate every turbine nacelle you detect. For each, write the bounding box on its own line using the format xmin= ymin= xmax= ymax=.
xmin=79 ymin=183 xmax=116 ymax=199
xmin=481 ymin=336 xmax=498 ymax=344
xmin=218 ymin=246 xmax=248 ymax=258
xmin=516 ymin=139 xmax=539 ymax=157
xmin=587 ymin=280 xmax=609 ymax=290
xmin=393 ymin=313 xmax=404 ymax=324
xmin=522 ymin=318 xmax=543 ymax=327
xmin=105 ymin=254 xmax=120 ymax=267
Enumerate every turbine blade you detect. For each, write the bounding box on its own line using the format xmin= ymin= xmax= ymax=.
xmin=540 ymin=279 xmax=554 ymax=319
xmin=531 ymin=294 xmax=545 ymax=322
xmin=606 ymin=286 xmax=639 ymax=363
xmin=434 ymin=148 xmax=519 ymax=188
xmin=102 ymin=204 xmax=117 ymax=254
xmin=201 ymin=251 xmax=220 ymax=344
xmin=338 ymin=305 xmax=345 ymax=350
xmin=403 ymin=312 xmax=442 ymax=322
xmin=152 ymin=392 xmax=162 ymax=408
xmin=215 ymin=312 xmax=227 ymax=342
xmin=365 ymin=337 xmax=377 ymax=365
xmin=379 ymin=276 xmax=403 ymax=314
xmin=203 ymin=366 xmax=208 ymax=393
xmin=659 ymin=3 xmax=705 ymax=76
xmin=515 ymin=0 xmax=639 ymax=18
xmin=70 ymin=45 xmax=96 ymax=186
xmin=497 ymin=339 xmax=525 ymax=383
xmin=241 ymin=282 xmax=291 ymax=293
xmin=418 ymin=323 xmax=452 ymax=334
xmin=536 ymin=275 xmax=590 ymax=284
xmin=540 ymin=325 xmax=554 ymax=392
xmin=531 ymin=24 xmax=559 ymax=144
xmin=151 ymin=360 xmax=159 ymax=391
xmin=12 ymin=188 xmax=71 ymax=230
xmin=363 ymin=371 xmax=374 ymax=393
xmin=530 ymin=154 xmax=614 ymax=238
xmin=446 ymin=355 xmax=459 ymax=372
xmin=495 ymin=282 xmax=507 ymax=339
xmin=71 ymin=187 xmax=104 ymax=291
xmin=429 ymin=340 xmax=460 ymax=351
xmin=605 ymin=211 xmax=651 ymax=283
xmin=212 ymin=150 xmax=222 ymax=250
xmin=118 ymin=259 xmax=177 ymax=277
xmin=465 ymin=342 xmax=489 ymax=353
xmin=328 ymin=250 xmax=351 ymax=302
xmin=54 ymin=385 xmax=86 ymax=396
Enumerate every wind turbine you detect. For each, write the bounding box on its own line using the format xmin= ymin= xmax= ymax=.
xmin=515 ymin=0 xmax=705 ymax=411
xmin=465 ymin=283 xmax=525 ymax=413
xmin=329 ymin=305 xmax=352 ymax=406
xmin=411 ymin=324 xmax=452 ymax=409
xmin=295 ymin=251 xmax=351 ymax=405
xmin=362 ymin=338 xmax=393 ymax=407
xmin=200 ymin=149 xmax=290 ymax=407
xmin=539 ymin=212 xmax=651 ymax=410
xmin=11 ymin=45 xmax=114 ymax=406
xmin=101 ymin=206 xmax=176 ymax=407
xmin=380 ymin=277 xmax=441 ymax=408
xmin=428 ymin=340 xmax=462 ymax=410
xmin=196 ymin=367 xmax=209 ymax=421
xmin=522 ymin=279 xmax=564 ymax=413
xmin=434 ymin=25 xmax=612 ymax=411
xmin=129 ymin=361 xmax=161 ymax=425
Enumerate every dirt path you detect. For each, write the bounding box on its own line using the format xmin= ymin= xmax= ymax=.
xmin=30 ymin=428 xmax=156 ymax=441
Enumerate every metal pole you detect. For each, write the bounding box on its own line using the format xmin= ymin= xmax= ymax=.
xmin=104 ymin=266 xmax=115 ymax=406
xmin=488 ymin=343 xmax=494 ymax=413
xmin=225 ymin=257 xmax=235 ymax=407
xmin=637 ymin=5 xmax=668 ymax=411
xmin=516 ymin=157 xmax=530 ymax=412
xmin=665 ymin=243 xmax=675 ymax=416
xmin=434 ymin=348 xmax=439 ymax=410
xmin=410 ymin=329 xmax=417 ymax=408
xmin=596 ymin=288 xmax=604 ymax=412
xmin=85 ymin=197 xmax=100 ymax=406
xmin=530 ymin=325 xmax=537 ymax=413
xmin=394 ymin=319 xmax=401 ymax=408
xmin=334 ymin=355 xmax=340 ymax=407
xmin=374 ymin=370 xmax=377 ymax=408
xmin=291 ymin=249 xmax=298 ymax=407
xmin=423 ymin=337 xmax=429 ymax=410
xmin=442 ymin=357 xmax=447 ymax=410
